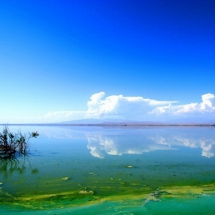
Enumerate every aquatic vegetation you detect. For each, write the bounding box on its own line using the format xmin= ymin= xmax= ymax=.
xmin=126 ymin=165 xmax=133 ymax=168
xmin=62 ymin=177 xmax=70 ymax=181
xmin=0 ymin=126 xmax=39 ymax=159
xmin=0 ymin=182 xmax=215 ymax=211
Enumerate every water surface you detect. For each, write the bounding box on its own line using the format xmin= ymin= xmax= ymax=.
xmin=0 ymin=126 xmax=215 ymax=214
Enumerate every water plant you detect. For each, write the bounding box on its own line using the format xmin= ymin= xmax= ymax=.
xmin=0 ymin=126 xmax=39 ymax=159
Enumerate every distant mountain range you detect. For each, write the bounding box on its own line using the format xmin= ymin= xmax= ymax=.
xmin=58 ymin=118 xmax=215 ymax=126
xmin=3 ymin=118 xmax=215 ymax=126
xmin=59 ymin=118 xmax=137 ymax=125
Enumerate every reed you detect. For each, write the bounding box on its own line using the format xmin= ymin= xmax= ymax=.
xmin=0 ymin=126 xmax=39 ymax=159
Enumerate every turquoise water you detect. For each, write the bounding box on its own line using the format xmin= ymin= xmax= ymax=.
xmin=0 ymin=126 xmax=215 ymax=214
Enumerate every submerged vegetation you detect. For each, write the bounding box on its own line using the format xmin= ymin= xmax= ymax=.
xmin=0 ymin=126 xmax=39 ymax=159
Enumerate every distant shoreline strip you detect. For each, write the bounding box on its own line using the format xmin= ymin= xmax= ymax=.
xmin=0 ymin=123 xmax=215 ymax=127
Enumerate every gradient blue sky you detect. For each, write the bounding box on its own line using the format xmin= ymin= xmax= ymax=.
xmin=0 ymin=0 xmax=215 ymax=123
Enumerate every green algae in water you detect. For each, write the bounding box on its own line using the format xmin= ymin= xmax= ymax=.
xmin=1 ymin=194 xmax=215 ymax=215
xmin=1 ymin=125 xmax=215 ymax=214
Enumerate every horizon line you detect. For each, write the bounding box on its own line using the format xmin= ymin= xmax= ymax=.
xmin=1 ymin=123 xmax=215 ymax=127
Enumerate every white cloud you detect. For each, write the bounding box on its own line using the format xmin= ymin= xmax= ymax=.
xmin=86 ymin=92 xmax=177 ymax=120
xmin=43 ymin=92 xmax=215 ymax=123
xmin=172 ymin=93 xmax=215 ymax=115
xmin=200 ymin=93 xmax=215 ymax=110
xmin=86 ymin=92 xmax=215 ymax=122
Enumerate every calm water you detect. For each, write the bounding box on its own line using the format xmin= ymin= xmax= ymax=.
xmin=0 ymin=125 xmax=215 ymax=214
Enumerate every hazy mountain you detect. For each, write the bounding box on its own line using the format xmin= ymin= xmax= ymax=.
xmin=59 ymin=118 xmax=215 ymax=125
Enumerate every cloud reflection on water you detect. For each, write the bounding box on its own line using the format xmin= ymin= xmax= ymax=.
xmin=85 ymin=128 xmax=215 ymax=159
xmin=40 ymin=126 xmax=215 ymax=159
xmin=86 ymin=133 xmax=173 ymax=159
xmin=149 ymin=135 xmax=215 ymax=158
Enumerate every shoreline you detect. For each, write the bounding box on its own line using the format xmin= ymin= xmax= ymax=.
xmin=1 ymin=123 xmax=215 ymax=127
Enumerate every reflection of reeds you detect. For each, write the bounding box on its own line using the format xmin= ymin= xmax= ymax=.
xmin=0 ymin=156 xmax=39 ymax=178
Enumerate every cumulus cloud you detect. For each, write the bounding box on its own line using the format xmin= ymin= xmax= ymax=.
xmin=201 ymin=93 xmax=215 ymax=110
xmin=86 ymin=92 xmax=215 ymax=122
xmin=171 ymin=94 xmax=214 ymax=115
xmin=86 ymin=92 xmax=177 ymax=120
xmin=43 ymin=92 xmax=215 ymax=123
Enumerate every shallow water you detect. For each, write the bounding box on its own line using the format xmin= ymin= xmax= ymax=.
xmin=0 ymin=125 xmax=215 ymax=214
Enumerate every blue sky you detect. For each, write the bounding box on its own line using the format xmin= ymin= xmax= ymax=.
xmin=0 ymin=0 xmax=215 ymax=123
